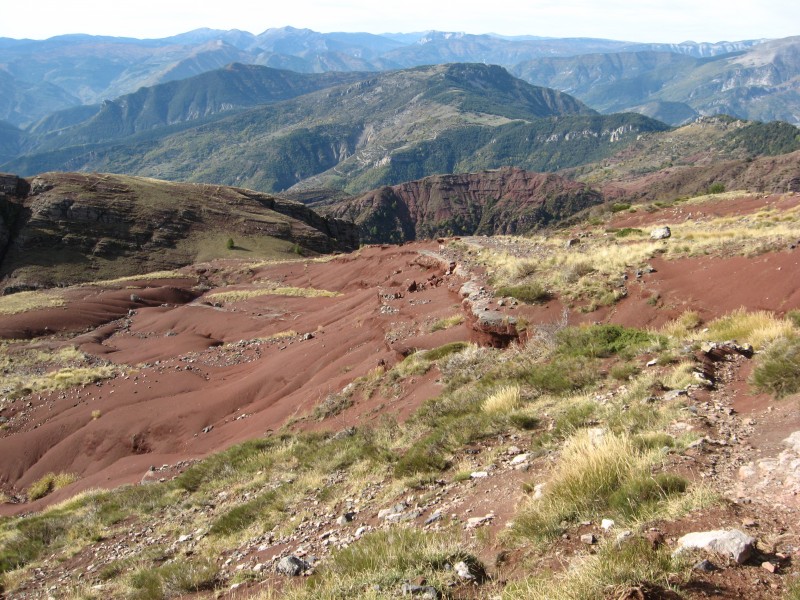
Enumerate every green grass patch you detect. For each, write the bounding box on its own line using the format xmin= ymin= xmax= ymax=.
xmin=509 ymin=432 xmax=682 ymax=544
xmin=556 ymin=324 xmax=660 ymax=359
xmin=750 ymin=336 xmax=800 ymax=398
xmin=287 ymin=528 xmax=481 ymax=599
xmin=503 ymin=537 xmax=686 ymax=600
xmin=496 ymin=282 xmax=551 ymax=304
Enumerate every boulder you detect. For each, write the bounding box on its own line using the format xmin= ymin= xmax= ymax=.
xmin=675 ymin=529 xmax=755 ymax=564
xmin=276 ymin=555 xmax=309 ymax=576
xmin=650 ymin=226 xmax=671 ymax=240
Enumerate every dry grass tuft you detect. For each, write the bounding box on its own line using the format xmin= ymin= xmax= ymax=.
xmin=693 ymin=308 xmax=795 ymax=349
xmin=27 ymin=473 xmax=79 ymax=501
xmin=483 ymin=385 xmax=522 ymax=414
xmin=206 ymin=283 xmax=340 ymax=303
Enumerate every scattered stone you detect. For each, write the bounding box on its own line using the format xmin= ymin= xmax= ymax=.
xmin=470 ymin=471 xmax=489 ymax=479
xmin=675 ymin=529 xmax=755 ymax=564
xmin=580 ymin=533 xmax=596 ymax=545
xmin=693 ymin=559 xmax=717 ymax=573
xmin=762 ymin=561 xmax=778 ymax=573
xmin=663 ymin=389 xmax=688 ymax=401
xmin=302 ymin=332 xmax=315 ymax=341
xmin=532 ymin=483 xmax=546 ymax=499
xmin=465 ymin=514 xmax=494 ymax=529
xmin=401 ymin=583 xmax=440 ymax=598
xmin=646 ymin=359 xmax=658 ymax=367
xmin=424 ymin=510 xmax=443 ymax=525
xmin=650 ymin=226 xmax=671 ymax=240
xmin=177 ymin=534 xmax=192 ymax=543
xmin=601 ymin=519 xmax=615 ymax=531
xmin=276 ymin=555 xmax=309 ymax=576
xmin=616 ymin=530 xmax=634 ymax=544
xmin=337 ymin=512 xmax=356 ymax=526
xmin=510 ymin=453 xmax=530 ymax=465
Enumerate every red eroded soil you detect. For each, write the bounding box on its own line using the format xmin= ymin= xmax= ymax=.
xmin=0 ymin=243 xmax=480 ymax=512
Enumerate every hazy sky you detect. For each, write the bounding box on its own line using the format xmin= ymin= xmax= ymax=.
xmin=2 ymin=0 xmax=798 ymax=43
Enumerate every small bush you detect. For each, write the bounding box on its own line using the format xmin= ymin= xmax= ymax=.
xmin=751 ymin=336 xmax=800 ymax=398
xmin=787 ymin=309 xmax=800 ymax=328
xmin=707 ymin=182 xmax=725 ymax=194
xmin=496 ymin=283 xmax=551 ymax=304
xmin=524 ymin=357 xmax=597 ymax=394
xmin=226 ymin=237 xmax=235 ymax=250
xmin=614 ymin=227 xmax=644 ymax=238
xmin=611 ymin=202 xmax=632 ymax=212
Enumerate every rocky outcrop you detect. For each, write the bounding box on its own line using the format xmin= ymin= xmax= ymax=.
xmin=326 ymin=167 xmax=603 ymax=243
xmin=0 ymin=172 xmax=358 ymax=289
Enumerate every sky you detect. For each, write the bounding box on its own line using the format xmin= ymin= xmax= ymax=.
xmin=1 ymin=0 xmax=798 ymax=43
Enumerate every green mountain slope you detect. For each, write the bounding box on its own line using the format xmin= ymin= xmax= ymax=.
xmin=4 ymin=64 xmax=669 ymax=194
xmin=25 ymin=64 xmax=370 ymax=152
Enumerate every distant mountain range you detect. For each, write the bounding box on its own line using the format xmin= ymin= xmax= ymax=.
xmin=2 ymin=63 xmax=671 ymax=194
xmin=0 ymin=27 xmax=774 ymax=127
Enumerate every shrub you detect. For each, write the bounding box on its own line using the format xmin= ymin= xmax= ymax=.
xmin=611 ymin=202 xmax=632 ymax=212
xmin=226 ymin=237 xmax=235 ymax=250
xmin=524 ymin=357 xmax=597 ymax=394
xmin=707 ymin=182 xmax=725 ymax=194
xmin=495 ymin=282 xmax=551 ymax=304
xmin=751 ymin=336 xmax=800 ymax=398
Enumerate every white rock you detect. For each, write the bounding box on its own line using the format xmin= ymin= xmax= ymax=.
xmin=470 ymin=471 xmax=489 ymax=479
xmin=601 ymin=518 xmax=615 ymax=531
xmin=675 ymin=529 xmax=755 ymax=564
xmin=783 ymin=431 xmax=800 ymax=454
xmin=511 ymin=453 xmax=530 ymax=465
xmin=650 ymin=226 xmax=671 ymax=240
